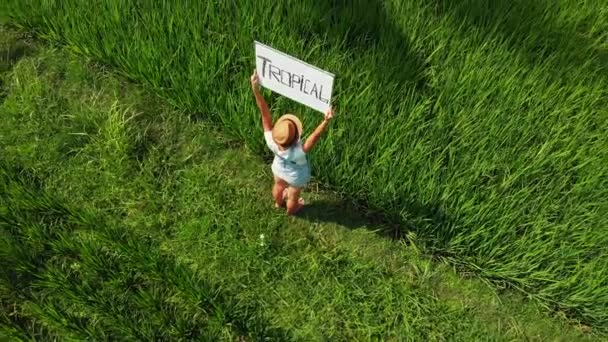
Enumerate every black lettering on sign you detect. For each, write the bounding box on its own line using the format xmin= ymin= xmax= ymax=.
xmin=257 ymin=54 xmax=330 ymax=104
xmin=280 ymin=69 xmax=291 ymax=87
xmin=291 ymin=74 xmax=302 ymax=90
xmin=303 ymin=79 xmax=311 ymax=95
xmin=258 ymin=56 xmax=272 ymax=79
xmin=319 ymin=85 xmax=330 ymax=104
xmin=299 ymin=74 xmax=305 ymax=92
xmin=310 ymin=83 xmax=320 ymax=99
xmin=269 ymin=64 xmax=281 ymax=83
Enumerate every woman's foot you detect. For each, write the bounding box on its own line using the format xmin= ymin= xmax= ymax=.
xmin=287 ymin=198 xmax=305 ymax=215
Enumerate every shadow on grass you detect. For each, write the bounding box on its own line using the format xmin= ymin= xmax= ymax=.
xmin=0 ymin=28 xmax=36 ymax=106
xmin=299 ymin=0 xmax=430 ymax=92
xmin=298 ymin=195 xmax=432 ymax=242
xmin=431 ymin=0 xmax=607 ymax=77
xmin=0 ymin=29 xmax=36 ymax=73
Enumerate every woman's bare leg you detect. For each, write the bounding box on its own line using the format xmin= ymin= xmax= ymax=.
xmin=273 ymin=176 xmax=288 ymax=208
xmin=286 ymin=186 xmax=305 ymax=215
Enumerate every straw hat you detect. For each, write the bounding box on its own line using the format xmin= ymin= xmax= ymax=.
xmin=272 ymin=114 xmax=303 ymax=148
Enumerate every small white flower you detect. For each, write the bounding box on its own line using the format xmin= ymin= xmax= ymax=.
xmin=259 ymin=234 xmax=266 ymax=246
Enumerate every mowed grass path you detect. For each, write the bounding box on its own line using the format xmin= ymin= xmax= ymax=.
xmin=0 ymin=29 xmax=595 ymax=341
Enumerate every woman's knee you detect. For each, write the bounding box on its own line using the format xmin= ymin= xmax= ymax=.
xmin=287 ymin=186 xmax=301 ymax=198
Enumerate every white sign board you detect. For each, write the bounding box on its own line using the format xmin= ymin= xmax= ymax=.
xmin=254 ymin=41 xmax=334 ymax=113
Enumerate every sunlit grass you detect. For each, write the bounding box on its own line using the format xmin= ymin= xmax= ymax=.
xmin=2 ymin=0 xmax=607 ymax=331
xmin=0 ymin=34 xmax=597 ymax=339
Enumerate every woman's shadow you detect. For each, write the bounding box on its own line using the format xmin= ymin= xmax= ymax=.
xmin=298 ymin=195 xmax=409 ymax=240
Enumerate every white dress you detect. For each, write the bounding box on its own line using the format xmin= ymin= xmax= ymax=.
xmin=264 ymin=131 xmax=311 ymax=187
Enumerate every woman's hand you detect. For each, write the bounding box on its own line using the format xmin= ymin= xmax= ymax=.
xmin=251 ymin=69 xmax=272 ymax=131
xmin=303 ymin=106 xmax=335 ymax=153
xmin=324 ymin=106 xmax=334 ymax=122
xmin=251 ymin=70 xmax=260 ymax=92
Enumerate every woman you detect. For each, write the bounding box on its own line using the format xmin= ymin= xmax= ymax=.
xmin=251 ymin=70 xmax=335 ymax=215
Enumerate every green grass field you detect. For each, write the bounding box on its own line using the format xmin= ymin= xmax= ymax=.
xmin=1 ymin=0 xmax=607 ymax=336
xmin=0 ymin=26 xmax=599 ymax=341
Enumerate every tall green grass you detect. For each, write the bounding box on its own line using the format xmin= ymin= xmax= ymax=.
xmin=3 ymin=0 xmax=607 ymax=328
xmin=3 ymin=40 xmax=593 ymax=339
